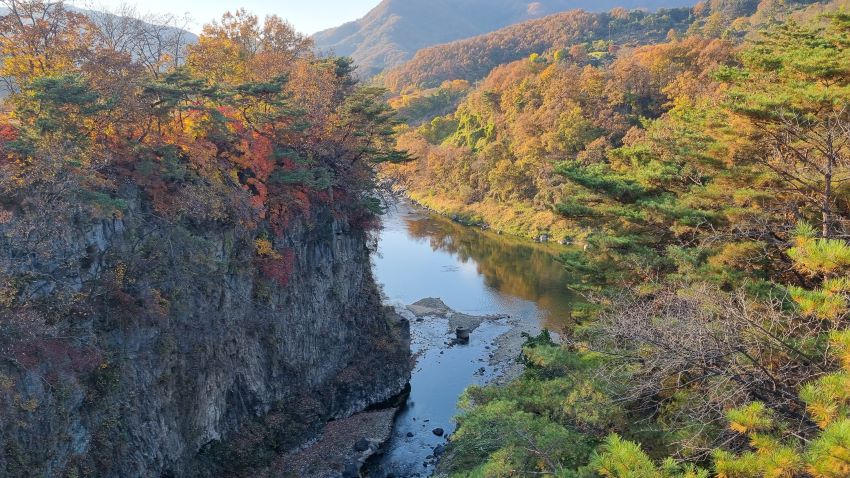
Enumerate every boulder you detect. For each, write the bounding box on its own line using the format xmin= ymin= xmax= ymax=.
xmin=455 ymin=327 xmax=470 ymax=343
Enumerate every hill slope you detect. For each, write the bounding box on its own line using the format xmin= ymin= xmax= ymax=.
xmin=382 ymin=7 xmax=696 ymax=92
xmin=312 ymin=0 xmax=695 ymax=76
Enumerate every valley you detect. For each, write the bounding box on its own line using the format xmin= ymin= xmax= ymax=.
xmin=1 ymin=0 xmax=849 ymax=477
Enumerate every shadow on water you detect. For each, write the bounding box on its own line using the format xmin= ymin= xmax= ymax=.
xmin=367 ymin=201 xmax=580 ymax=477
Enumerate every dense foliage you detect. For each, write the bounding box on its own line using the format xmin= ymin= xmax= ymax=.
xmin=3 ymin=0 xmax=850 ymax=476
xmin=313 ymin=0 xmax=695 ymax=77
xmin=389 ymin=34 xmax=736 ymax=239
xmin=380 ymin=0 xmax=850 ymax=476
xmin=0 ymin=0 xmax=405 ymax=422
xmin=381 ymin=3 xmax=746 ymax=94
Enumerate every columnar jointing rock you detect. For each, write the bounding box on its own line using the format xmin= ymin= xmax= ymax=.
xmin=0 ymin=200 xmax=411 ymax=478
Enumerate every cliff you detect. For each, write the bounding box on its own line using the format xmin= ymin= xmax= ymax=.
xmin=0 ymin=190 xmax=410 ymax=477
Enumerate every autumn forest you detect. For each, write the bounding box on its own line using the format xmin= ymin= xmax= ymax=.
xmin=1 ymin=0 xmax=849 ymax=476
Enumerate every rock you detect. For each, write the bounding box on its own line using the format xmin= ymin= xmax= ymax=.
xmin=432 ymin=427 xmax=445 ymax=437
xmin=342 ymin=462 xmax=360 ymax=478
xmin=353 ymin=438 xmax=370 ymax=452
xmin=286 ymin=409 xmax=397 ymax=477
xmin=0 ymin=200 xmax=413 ymax=477
xmin=538 ymin=234 xmax=550 ymax=243
xmin=408 ymin=297 xmax=452 ymax=317
xmin=456 ymin=326 xmax=470 ymax=343
xmin=406 ymin=431 xmax=414 ymax=438
xmin=434 ymin=444 xmax=446 ymax=457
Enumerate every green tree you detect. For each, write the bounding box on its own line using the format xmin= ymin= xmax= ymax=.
xmin=717 ymin=15 xmax=850 ymax=238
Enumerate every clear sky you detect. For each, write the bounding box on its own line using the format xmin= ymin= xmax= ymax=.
xmin=68 ymin=0 xmax=382 ymax=34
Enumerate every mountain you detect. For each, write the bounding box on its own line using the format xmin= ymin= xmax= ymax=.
xmin=382 ymin=7 xmax=695 ymax=92
xmin=312 ymin=0 xmax=696 ymax=77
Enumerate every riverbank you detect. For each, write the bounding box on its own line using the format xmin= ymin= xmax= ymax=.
xmin=394 ymin=187 xmax=581 ymax=244
xmin=367 ymin=298 xmax=540 ymax=477
xmin=279 ymin=409 xmax=398 ymax=478
xmin=408 ymin=297 xmax=539 ymax=384
xmin=367 ymin=200 xmax=577 ymax=476
xmin=270 ymin=294 xmax=535 ymax=478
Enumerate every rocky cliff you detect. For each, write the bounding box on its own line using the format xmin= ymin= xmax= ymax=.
xmin=0 ymin=190 xmax=410 ymax=477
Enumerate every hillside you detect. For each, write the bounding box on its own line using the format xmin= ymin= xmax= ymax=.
xmin=312 ymin=0 xmax=695 ymax=77
xmin=382 ymin=7 xmax=695 ymax=92
xmin=380 ymin=0 xmax=850 ymax=473
xmin=3 ymin=1 xmax=850 ymax=477
xmin=0 ymin=4 xmax=409 ymax=477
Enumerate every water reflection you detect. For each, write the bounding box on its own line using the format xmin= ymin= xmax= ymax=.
xmin=374 ymin=202 xmax=577 ymax=332
xmin=369 ymin=202 xmax=578 ymax=477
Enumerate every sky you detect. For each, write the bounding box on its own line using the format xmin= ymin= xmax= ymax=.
xmin=68 ymin=0 xmax=381 ymax=34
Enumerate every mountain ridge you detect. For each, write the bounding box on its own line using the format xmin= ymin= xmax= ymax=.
xmin=312 ymin=0 xmax=696 ymax=76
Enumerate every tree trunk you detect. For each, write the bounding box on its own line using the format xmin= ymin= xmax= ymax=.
xmin=823 ymin=159 xmax=833 ymax=239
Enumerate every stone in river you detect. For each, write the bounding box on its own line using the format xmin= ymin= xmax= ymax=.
xmin=432 ymin=427 xmax=445 ymax=436
xmin=353 ymin=438 xmax=370 ymax=452
xmin=455 ymin=327 xmax=470 ymax=343
xmin=342 ymin=462 xmax=360 ymax=478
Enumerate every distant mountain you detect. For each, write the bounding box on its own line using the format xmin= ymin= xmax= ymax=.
xmin=312 ymin=0 xmax=696 ymax=76
xmin=383 ymin=7 xmax=696 ymax=92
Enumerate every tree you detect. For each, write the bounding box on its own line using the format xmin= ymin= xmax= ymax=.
xmin=333 ymin=86 xmax=411 ymax=166
xmin=187 ymin=9 xmax=312 ymax=84
xmin=88 ymin=5 xmax=193 ymax=78
xmin=0 ymin=0 xmax=95 ymax=92
xmin=786 ymin=222 xmax=850 ymax=322
xmin=592 ymin=434 xmax=708 ymax=478
xmin=717 ymin=15 xmax=850 ymax=238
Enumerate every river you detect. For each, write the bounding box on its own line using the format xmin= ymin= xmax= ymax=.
xmin=366 ymin=201 xmax=576 ymax=477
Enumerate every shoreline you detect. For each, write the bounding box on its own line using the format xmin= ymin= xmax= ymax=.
xmin=383 ymin=189 xmax=575 ymax=248
xmin=275 ymin=297 xmax=538 ymax=478
xmin=365 ymin=298 xmax=540 ymax=477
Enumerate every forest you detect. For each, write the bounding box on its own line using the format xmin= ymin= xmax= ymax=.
xmin=0 ymin=0 xmax=404 ymax=328
xmin=379 ymin=0 xmax=850 ymax=475
xmin=0 ymin=3 xmax=410 ymax=475
xmin=0 ymin=0 xmax=849 ymax=476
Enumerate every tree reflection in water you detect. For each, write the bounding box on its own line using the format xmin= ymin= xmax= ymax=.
xmin=397 ymin=208 xmax=578 ymax=331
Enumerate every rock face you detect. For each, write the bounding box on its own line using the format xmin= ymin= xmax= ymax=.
xmin=0 ymin=199 xmax=410 ymax=477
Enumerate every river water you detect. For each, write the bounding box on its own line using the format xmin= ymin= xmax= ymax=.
xmin=367 ymin=201 xmax=576 ymax=477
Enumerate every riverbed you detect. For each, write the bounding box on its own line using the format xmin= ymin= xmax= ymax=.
xmin=366 ymin=201 xmax=576 ymax=477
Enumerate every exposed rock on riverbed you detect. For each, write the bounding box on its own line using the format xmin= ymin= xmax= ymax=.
xmin=278 ymin=409 xmax=398 ymax=478
xmin=366 ymin=298 xmax=539 ymax=477
xmin=405 ymin=297 xmax=537 ymax=382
